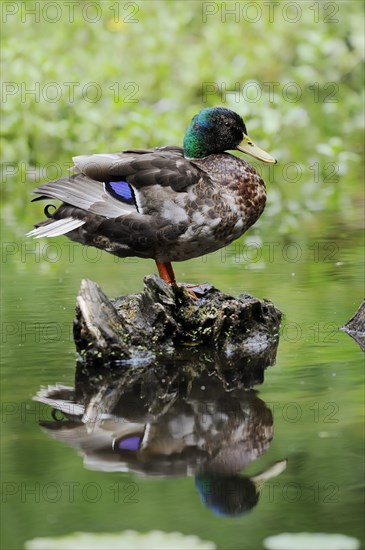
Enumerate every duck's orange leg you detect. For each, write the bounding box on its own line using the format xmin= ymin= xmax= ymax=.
xmin=155 ymin=260 xmax=176 ymax=285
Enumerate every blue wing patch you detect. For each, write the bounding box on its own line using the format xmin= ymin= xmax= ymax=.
xmin=115 ymin=436 xmax=141 ymax=452
xmin=106 ymin=180 xmax=135 ymax=205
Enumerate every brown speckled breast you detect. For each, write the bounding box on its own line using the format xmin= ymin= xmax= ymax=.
xmin=149 ymin=152 xmax=267 ymax=262
xmin=192 ymin=152 xmax=267 ymax=230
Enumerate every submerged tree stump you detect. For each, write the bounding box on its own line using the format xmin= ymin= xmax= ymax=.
xmin=74 ymin=275 xmax=282 ymax=373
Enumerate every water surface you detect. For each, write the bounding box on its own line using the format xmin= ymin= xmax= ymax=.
xmin=1 ymin=216 xmax=364 ymax=550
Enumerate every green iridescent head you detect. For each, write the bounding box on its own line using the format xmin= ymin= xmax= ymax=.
xmin=183 ymin=107 xmax=276 ymax=164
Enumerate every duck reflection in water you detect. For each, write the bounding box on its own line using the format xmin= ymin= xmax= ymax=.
xmin=34 ymin=356 xmax=287 ymax=517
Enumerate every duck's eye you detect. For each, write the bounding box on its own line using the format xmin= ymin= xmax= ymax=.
xmin=224 ymin=121 xmax=230 ymax=127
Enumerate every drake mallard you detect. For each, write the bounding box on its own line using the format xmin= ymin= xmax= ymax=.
xmin=28 ymin=107 xmax=276 ymax=285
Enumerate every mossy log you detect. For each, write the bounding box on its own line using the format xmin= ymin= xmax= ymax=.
xmin=73 ymin=275 xmax=282 ymax=374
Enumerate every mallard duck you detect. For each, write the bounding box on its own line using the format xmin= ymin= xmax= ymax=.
xmin=28 ymin=107 xmax=276 ymax=285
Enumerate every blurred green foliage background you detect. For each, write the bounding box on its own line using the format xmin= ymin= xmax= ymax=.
xmin=1 ymin=0 xmax=364 ymax=235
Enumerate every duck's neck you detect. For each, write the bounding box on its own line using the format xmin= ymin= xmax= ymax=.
xmin=183 ymin=124 xmax=214 ymax=159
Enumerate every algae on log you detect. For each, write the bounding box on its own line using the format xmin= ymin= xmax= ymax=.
xmin=73 ymin=275 xmax=282 ymax=371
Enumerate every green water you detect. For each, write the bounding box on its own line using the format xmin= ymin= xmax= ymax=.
xmin=1 ymin=215 xmax=364 ymax=550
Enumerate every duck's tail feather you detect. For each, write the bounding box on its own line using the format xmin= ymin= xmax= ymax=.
xmin=26 ymin=217 xmax=86 ymax=238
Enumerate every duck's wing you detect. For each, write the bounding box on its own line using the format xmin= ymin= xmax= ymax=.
xmin=31 ymin=172 xmax=131 ymax=217
xmin=74 ymin=147 xmax=199 ymax=190
xmin=28 ymin=147 xmax=202 ymax=239
xmin=72 ymin=146 xmax=202 ymax=214
xmin=31 ymin=147 xmax=202 ymax=214
xmin=27 ymin=170 xmax=136 ymax=238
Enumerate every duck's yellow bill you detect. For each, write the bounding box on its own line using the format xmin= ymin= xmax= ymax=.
xmin=237 ymin=134 xmax=277 ymax=164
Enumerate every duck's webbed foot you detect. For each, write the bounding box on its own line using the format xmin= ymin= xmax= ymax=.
xmin=178 ymin=282 xmax=211 ymax=299
xmin=154 ymin=261 xmax=210 ymax=300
